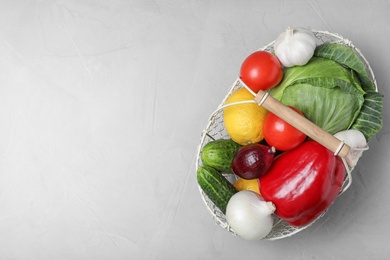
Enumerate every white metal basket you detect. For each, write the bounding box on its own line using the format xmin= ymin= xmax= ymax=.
xmin=195 ymin=29 xmax=378 ymax=240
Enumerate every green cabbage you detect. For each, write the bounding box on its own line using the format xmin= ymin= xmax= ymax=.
xmin=270 ymin=43 xmax=383 ymax=140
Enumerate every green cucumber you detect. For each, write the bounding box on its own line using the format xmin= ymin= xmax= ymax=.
xmin=201 ymin=139 xmax=241 ymax=173
xmin=197 ymin=165 xmax=237 ymax=214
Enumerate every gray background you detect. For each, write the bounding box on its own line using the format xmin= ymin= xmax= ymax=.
xmin=0 ymin=0 xmax=389 ymax=259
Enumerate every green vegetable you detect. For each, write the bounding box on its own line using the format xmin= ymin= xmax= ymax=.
xmin=351 ymin=91 xmax=383 ymax=140
xmin=314 ymin=43 xmax=376 ymax=92
xmin=197 ymin=165 xmax=237 ymax=214
xmin=201 ymin=139 xmax=241 ymax=173
xmin=315 ymin=43 xmax=383 ymax=140
xmin=270 ymin=43 xmax=383 ymax=140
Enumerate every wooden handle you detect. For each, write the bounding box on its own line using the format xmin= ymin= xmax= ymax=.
xmin=255 ymin=90 xmax=350 ymax=158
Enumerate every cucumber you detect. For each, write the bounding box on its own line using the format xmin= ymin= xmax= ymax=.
xmin=197 ymin=165 xmax=237 ymax=214
xmin=201 ymin=139 xmax=241 ymax=173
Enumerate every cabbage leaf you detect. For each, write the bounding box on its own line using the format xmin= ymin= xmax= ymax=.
xmin=315 ymin=43 xmax=376 ymax=92
xmin=351 ymin=91 xmax=383 ymax=140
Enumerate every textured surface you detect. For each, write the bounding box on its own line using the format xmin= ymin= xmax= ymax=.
xmin=0 ymin=1 xmax=389 ymax=259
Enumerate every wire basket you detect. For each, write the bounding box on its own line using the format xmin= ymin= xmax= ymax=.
xmin=195 ymin=29 xmax=378 ymax=240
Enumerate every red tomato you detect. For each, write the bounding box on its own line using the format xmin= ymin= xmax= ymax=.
xmin=240 ymin=51 xmax=283 ymax=92
xmin=263 ymin=106 xmax=307 ymax=151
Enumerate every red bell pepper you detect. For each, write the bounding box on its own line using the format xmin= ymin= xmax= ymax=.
xmin=259 ymin=140 xmax=345 ymax=227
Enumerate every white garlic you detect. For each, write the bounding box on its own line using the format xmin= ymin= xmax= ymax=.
xmin=334 ymin=129 xmax=368 ymax=169
xmin=274 ymin=27 xmax=316 ymax=67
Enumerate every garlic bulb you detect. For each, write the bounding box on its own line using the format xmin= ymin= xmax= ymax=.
xmin=274 ymin=27 xmax=316 ymax=67
xmin=226 ymin=190 xmax=275 ymax=240
xmin=334 ymin=129 xmax=368 ymax=169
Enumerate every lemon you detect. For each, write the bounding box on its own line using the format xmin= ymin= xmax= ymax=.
xmin=223 ymin=88 xmax=268 ymax=145
xmin=233 ymin=177 xmax=261 ymax=194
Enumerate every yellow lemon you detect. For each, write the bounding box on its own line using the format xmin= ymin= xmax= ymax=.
xmin=233 ymin=177 xmax=261 ymax=194
xmin=223 ymin=88 xmax=268 ymax=145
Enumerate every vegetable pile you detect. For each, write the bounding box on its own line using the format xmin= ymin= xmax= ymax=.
xmin=197 ymin=27 xmax=383 ymax=240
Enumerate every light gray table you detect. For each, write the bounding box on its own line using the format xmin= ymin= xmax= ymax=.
xmin=0 ymin=1 xmax=388 ymax=259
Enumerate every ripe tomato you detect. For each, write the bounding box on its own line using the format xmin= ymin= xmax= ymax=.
xmin=240 ymin=51 xmax=283 ymax=92
xmin=263 ymin=106 xmax=307 ymax=151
